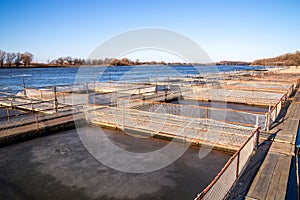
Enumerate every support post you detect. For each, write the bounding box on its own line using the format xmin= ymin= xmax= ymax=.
xmin=255 ymin=115 xmax=259 ymax=127
xmin=266 ymin=113 xmax=271 ymax=132
xmin=236 ymin=152 xmax=240 ymax=178
xmin=123 ymin=101 xmax=125 ymax=131
xmin=22 ymin=77 xmax=26 ymax=96
xmin=86 ymin=82 xmax=89 ymax=95
xmin=152 ymin=101 xmax=154 ymax=112
xmin=256 ymin=128 xmax=260 ymax=150
xmin=155 ymin=73 xmax=158 ymax=93
xmin=6 ymin=107 xmax=10 ymax=122
xmin=31 ymin=99 xmax=34 ymax=111
xmin=53 ymin=86 xmax=58 ymax=112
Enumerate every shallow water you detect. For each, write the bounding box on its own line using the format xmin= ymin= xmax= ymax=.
xmin=0 ymin=126 xmax=231 ymax=200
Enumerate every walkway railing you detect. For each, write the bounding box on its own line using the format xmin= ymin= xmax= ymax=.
xmin=194 ymin=126 xmax=260 ymax=200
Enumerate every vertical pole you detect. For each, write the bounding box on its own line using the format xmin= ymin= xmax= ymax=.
xmin=266 ymin=113 xmax=271 ymax=132
xmin=256 ymin=115 xmax=259 ymax=127
xmin=255 ymin=128 xmax=260 ymax=150
xmin=155 ymin=73 xmax=158 ymax=93
xmin=123 ymin=101 xmax=125 ymax=131
xmin=31 ymin=99 xmax=34 ymax=111
xmin=152 ymin=101 xmax=154 ymax=112
xmin=94 ymin=81 xmax=96 ymax=92
xmin=6 ymin=107 xmax=10 ymax=122
xmin=86 ymin=82 xmax=89 ymax=105
xmin=86 ymin=82 xmax=89 ymax=95
xmin=206 ymin=107 xmax=209 ymax=119
xmin=236 ymin=152 xmax=240 ymax=178
xmin=22 ymin=77 xmax=26 ymax=96
xmin=53 ymin=86 xmax=58 ymax=112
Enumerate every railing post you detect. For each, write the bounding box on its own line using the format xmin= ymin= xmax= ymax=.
xmin=6 ymin=107 xmax=10 ymax=123
xmin=53 ymin=86 xmax=58 ymax=112
xmin=152 ymin=101 xmax=154 ymax=112
xmin=266 ymin=112 xmax=271 ymax=132
xmin=31 ymin=99 xmax=34 ymax=111
xmin=86 ymin=82 xmax=89 ymax=95
xmin=123 ymin=101 xmax=125 ymax=131
xmin=255 ymin=127 xmax=260 ymax=150
xmin=22 ymin=77 xmax=26 ymax=96
xmin=255 ymin=115 xmax=259 ymax=127
xmin=236 ymin=152 xmax=240 ymax=178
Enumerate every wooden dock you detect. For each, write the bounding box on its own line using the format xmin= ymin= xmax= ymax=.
xmin=0 ymin=108 xmax=84 ymax=145
xmin=226 ymin=86 xmax=300 ymax=199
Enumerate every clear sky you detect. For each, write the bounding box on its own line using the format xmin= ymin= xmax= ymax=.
xmin=0 ymin=0 xmax=299 ymax=62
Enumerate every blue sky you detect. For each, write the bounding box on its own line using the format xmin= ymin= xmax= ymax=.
xmin=0 ymin=0 xmax=299 ymax=62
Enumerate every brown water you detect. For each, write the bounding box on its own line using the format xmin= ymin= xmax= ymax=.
xmin=0 ymin=126 xmax=231 ymax=200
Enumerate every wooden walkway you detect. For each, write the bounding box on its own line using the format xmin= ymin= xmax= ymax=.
xmin=0 ymin=109 xmax=84 ymax=145
xmin=227 ymin=87 xmax=300 ymax=199
xmin=0 ymin=97 xmax=62 ymax=114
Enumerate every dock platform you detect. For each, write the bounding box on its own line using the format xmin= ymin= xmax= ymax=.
xmin=226 ymin=86 xmax=300 ymax=199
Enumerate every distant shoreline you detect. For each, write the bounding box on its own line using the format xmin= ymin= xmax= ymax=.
xmin=0 ymin=63 xmax=254 ymax=69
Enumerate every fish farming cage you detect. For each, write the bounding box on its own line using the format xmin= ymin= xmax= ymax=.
xmin=84 ymin=105 xmax=256 ymax=151
xmin=223 ymin=81 xmax=295 ymax=94
xmin=195 ymin=127 xmax=260 ymax=200
xmin=185 ymin=87 xmax=287 ymax=105
xmin=0 ymin=102 xmax=82 ymax=139
xmin=116 ymin=99 xmax=267 ymax=130
xmin=234 ymin=73 xmax=300 ymax=85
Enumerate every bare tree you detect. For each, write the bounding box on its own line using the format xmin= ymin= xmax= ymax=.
xmin=21 ymin=52 xmax=33 ymax=67
xmin=6 ymin=52 xmax=16 ymax=67
xmin=0 ymin=50 xmax=6 ymax=67
xmin=15 ymin=53 xmax=22 ymax=67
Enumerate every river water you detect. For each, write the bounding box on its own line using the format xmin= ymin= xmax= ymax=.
xmin=0 ymin=65 xmax=266 ymax=94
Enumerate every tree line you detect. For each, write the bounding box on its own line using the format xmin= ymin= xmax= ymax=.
xmin=0 ymin=50 xmax=33 ymax=67
xmin=48 ymin=56 xmax=172 ymax=66
xmin=252 ymin=51 xmax=300 ymax=66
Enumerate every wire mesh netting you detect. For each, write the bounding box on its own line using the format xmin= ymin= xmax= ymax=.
xmin=195 ymin=128 xmax=259 ymax=200
xmin=84 ymin=105 xmax=254 ymax=149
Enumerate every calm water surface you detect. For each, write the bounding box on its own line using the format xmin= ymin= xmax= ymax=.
xmin=0 ymin=65 xmax=267 ymax=94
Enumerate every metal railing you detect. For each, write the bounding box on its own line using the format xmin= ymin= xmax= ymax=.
xmin=194 ymin=126 xmax=260 ymax=200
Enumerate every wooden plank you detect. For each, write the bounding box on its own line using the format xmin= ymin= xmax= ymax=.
xmin=247 ymin=153 xmax=278 ymax=199
xmin=266 ymin=155 xmax=289 ymax=200
xmin=274 ymin=155 xmax=291 ymax=200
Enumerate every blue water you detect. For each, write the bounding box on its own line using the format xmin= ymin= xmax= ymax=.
xmin=0 ymin=65 xmax=267 ymax=94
